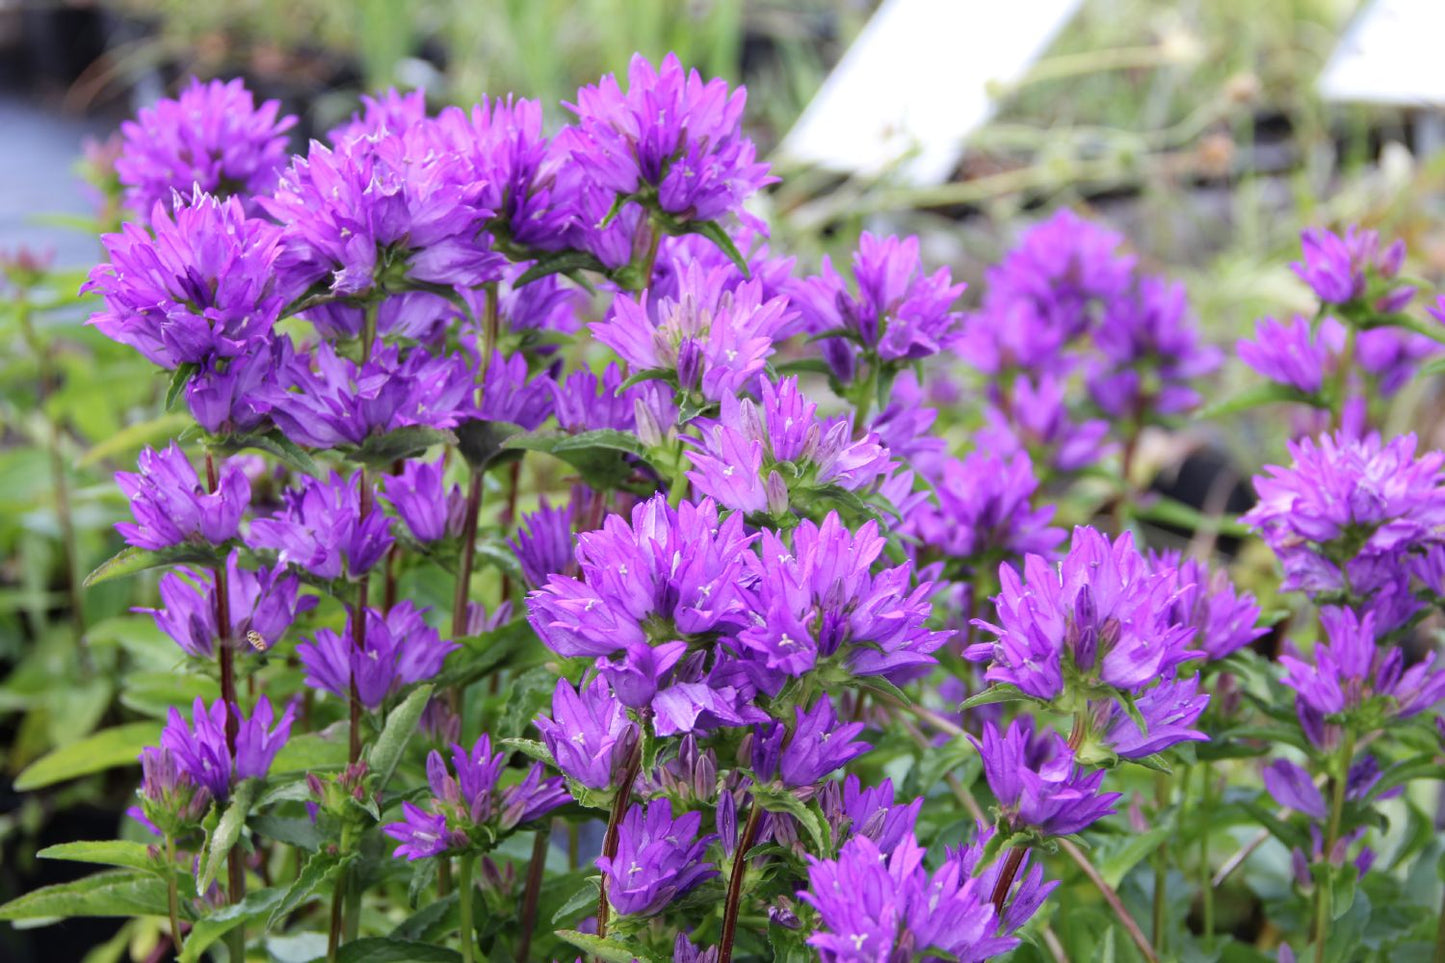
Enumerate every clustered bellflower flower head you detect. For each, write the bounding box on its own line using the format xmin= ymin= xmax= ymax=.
xmin=801 ymin=833 xmax=1025 ymax=963
xmin=750 ymin=698 xmax=871 ymax=792
xmin=1243 ymin=431 xmax=1445 ymax=625
xmin=1150 ymin=551 xmax=1267 ymax=661
xmin=131 ymin=746 xmax=212 ymax=837
xmin=535 ymin=675 xmax=638 ymax=791
xmin=740 ymin=514 xmax=950 ymax=688
xmin=1278 ymin=607 xmax=1445 ymax=745
xmin=384 ymin=734 xmax=568 ymax=860
xmin=592 ymin=262 xmax=795 ymax=401
xmin=596 ymin=798 xmax=719 ymax=918
xmin=138 ymin=550 xmax=315 ymax=658
xmin=974 ymin=719 xmax=1120 ymax=837
xmin=687 ymin=376 xmax=891 ymax=516
xmin=792 ymin=232 xmax=966 ymax=382
xmin=1240 ymin=315 xmax=1437 ymax=403
xmin=115 ymin=444 xmax=249 ymax=550
xmin=1292 ymin=226 xmax=1414 ymax=312
xmin=566 ymin=52 xmax=773 ymax=225
xmin=116 ymin=77 xmax=297 ymax=217
xmin=247 ymin=471 xmax=394 ymax=580
xmin=906 ymin=450 xmax=1064 ymax=569
xmin=84 ymin=190 xmax=288 ymax=370
xmin=297 ymin=602 xmax=458 ymax=711
xmin=157 ymin=696 xmax=297 ymax=801
xmin=969 ymin=526 xmax=1197 ymax=702
xmin=381 ymin=457 xmax=467 ymax=544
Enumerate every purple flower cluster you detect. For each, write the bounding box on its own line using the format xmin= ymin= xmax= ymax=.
xmin=156 ymin=696 xmax=297 ymax=800
xmin=138 ymin=550 xmax=314 ymax=658
xmin=597 ymin=799 xmax=718 ymax=917
xmin=297 ymin=602 xmax=458 ymax=710
xmin=115 ymin=444 xmax=249 ymax=550
xmin=1291 ymin=226 xmax=1413 ymax=311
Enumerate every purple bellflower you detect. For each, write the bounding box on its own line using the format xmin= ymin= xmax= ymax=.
xmin=596 ymin=798 xmax=719 ymax=917
xmin=1292 ymin=226 xmax=1413 ymax=311
xmin=131 ymin=746 xmax=212 ymax=836
xmin=975 ymin=374 xmax=1113 ymax=474
xmin=974 ymin=719 xmax=1120 ymax=837
xmin=1149 ymin=551 xmax=1266 ymax=660
xmin=566 ymin=52 xmax=773 ymax=224
xmin=750 ymin=698 xmax=871 ymax=791
xmin=116 ymin=77 xmax=296 ymax=217
xmin=687 ymin=377 xmax=891 ymax=516
xmin=297 ymin=601 xmax=458 ymax=711
xmin=247 ymin=471 xmax=394 ymax=580
xmin=535 ymin=675 xmax=638 ymax=791
xmin=739 ymin=513 xmax=950 ymax=687
xmin=159 ymin=696 xmax=297 ymax=800
xmin=85 ymin=191 xmax=288 ymax=370
xmin=381 ymin=457 xmax=466 ymax=543
xmin=906 ymin=450 xmax=1064 ymax=566
xmin=592 ymin=261 xmax=795 ymax=401
xmin=115 ymin=444 xmax=249 ymax=550
xmin=970 ymin=527 xmax=1197 ymax=701
xmin=137 ymin=550 xmax=314 ymax=658
xmin=1086 ymin=277 xmax=1221 ymax=418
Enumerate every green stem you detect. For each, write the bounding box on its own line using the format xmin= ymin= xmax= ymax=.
xmin=327 ymin=824 xmax=357 ymax=961
xmin=1314 ymin=731 xmax=1356 ymax=963
xmin=1059 ymin=838 xmax=1160 ymax=963
xmin=458 ymin=853 xmax=477 ymax=963
xmin=850 ymin=359 xmax=880 ymax=440
xmin=1152 ymin=771 xmax=1169 ymax=954
xmin=164 ymin=833 xmax=183 ymax=955
xmin=1200 ymin=765 xmax=1215 ymax=944
xmin=1332 ymin=325 xmax=1357 ymax=430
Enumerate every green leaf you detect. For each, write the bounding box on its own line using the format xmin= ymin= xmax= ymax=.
xmin=348 ymin=426 xmax=456 ymax=468
xmin=83 ymin=543 xmax=221 ymax=588
xmin=0 ymin=870 xmax=171 ymax=921
xmin=505 ymin=428 xmax=651 ymax=490
xmin=515 ymin=249 xmax=609 ymax=287
xmin=368 ymin=684 xmax=435 ymax=794
xmin=180 ymin=885 xmax=288 ymax=962
xmin=1198 ymin=382 xmax=1323 ymax=419
xmin=618 ymin=368 xmax=677 ymax=391
xmin=1096 ymin=826 xmax=1173 ymax=888
xmin=1134 ymin=496 xmax=1250 ymax=539
xmin=434 ymin=619 xmax=539 ymax=690
xmin=198 ymin=779 xmax=258 ymax=894
xmin=213 ymin=430 xmax=324 ymax=478
xmin=959 ymin=684 xmax=1032 ymax=711
xmin=37 ymin=841 xmax=156 ymax=873
xmin=551 ymin=876 xmax=600 ymax=926
xmin=79 ymin=412 xmax=195 ymax=467
xmin=165 ymin=363 xmax=199 ymax=411
xmin=337 ymin=938 xmax=464 ymax=962
xmin=557 ymin=930 xmax=652 ymax=963
xmin=755 ymin=788 xmax=831 ymax=855
xmin=267 ymin=851 xmax=355 ymax=931
xmin=15 ymin=721 xmax=159 ymax=790
xmin=685 ymin=219 xmax=751 ymax=278
xmin=501 ymin=738 xmax=554 ymax=766
xmin=270 ymin=730 xmax=350 ymax=775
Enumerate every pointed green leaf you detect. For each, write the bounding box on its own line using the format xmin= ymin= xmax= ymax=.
xmin=213 ymin=430 xmax=324 ymax=478
xmin=15 ymin=721 xmax=160 ymax=790
xmin=180 ymin=885 xmax=288 ymax=962
xmin=83 ymin=543 xmax=221 ymax=588
xmin=348 ymin=426 xmax=456 ymax=468
xmin=267 ymin=851 xmax=355 ymax=931
xmin=38 ymin=841 xmax=157 ymax=873
xmin=1198 ymin=382 xmax=1323 ymax=419
xmin=337 ymin=938 xmax=463 ymax=962
xmin=515 ymin=250 xmax=609 ymax=287
xmin=0 ymin=870 xmax=171 ymax=921
xmin=368 ymin=684 xmax=435 ymax=794
xmin=557 ymin=930 xmax=652 ymax=963
xmin=959 ymin=684 xmax=1031 ymax=711
xmin=165 ymin=363 xmax=199 ymax=411
xmin=198 ymin=779 xmax=258 ymax=894
xmin=686 ymin=219 xmax=750 ymax=278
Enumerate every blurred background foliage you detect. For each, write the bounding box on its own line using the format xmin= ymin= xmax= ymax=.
xmin=4 ymin=0 xmax=1445 ymax=958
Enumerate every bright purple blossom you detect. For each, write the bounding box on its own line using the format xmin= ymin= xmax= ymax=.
xmin=1242 ymin=432 xmax=1445 ymax=602
xmin=801 ymin=834 xmax=1016 ymax=963
xmin=1292 ymin=226 xmax=1412 ymax=309
xmin=257 ymin=342 xmax=476 ymax=448
xmin=970 ymin=527 xmax=1198 ymax=700
xmin=1150 ymin=551 xmax=1266 ymax=660
xmin=115 ymin=444 xmax=249 ymax=550
xmin=552 ymin=363 xmax=638 ymax=434
xmin=1279 ymin=607 xmax=1445 ymax=733
xmin=1098 ymin=676 xmax=1210 ymax=759
xmin=184 ymin=337 xmax=295 ymax=435
xmin=975 ymin=719 xmax=1120 ymax=837
xmin=381 ymin=457 xmax=466 ymax=543
xmin=131 ymin=746 xmax=212 ymax=836
xmin=262 ymin=127 xmax=504 ymax=298
xmin=247 ymin=471 xmax=394 ymax=579
xmin=832 ymin=775 xmax=922 ymax=856
xmin=384 ymin=733 xmax=569 ymax=860
xmin=476 ymin=350 xmax=556 ymax=430
xmin=792 ymin=233 xmax=965 ymax=378
xmin=907 ymin=451 xmax=1063 ymax=565
xmin=137 ymin=550 xmax=314 ymax=658
xmin=975 ymin=375 xmax=1112 ymax=473
xmin=751 ymin=699 xmax=871 ymax=790
xmin=116 ymin=77 xmax=296 ymax=217
xmin=328 ymin=89 xmax=429 ymax=144
xmin=739 ymin=514 xmax=950 ymax=687
xmin=596 ymin=798 xmax=719 ymax=918
xmin=85 ymin=191 xmax=288 ymax=369
xmin=687 ymin=377 xmax=891 ymax=515
xmin=526 ymin=494 xmax=753 ymax=658
xmin=566 ymin=53 xmax=773 ymax=223
xmin=510 ymin=497 xmax=581 ymax=588
xmin=160 ymin=696 xmax=296 ymax=800
xmin=1087 ymin=277 xmax=1221 ymax=418
xmin=297 ymin=601 xmax=458 ymax=710
xmin=535 ymin=675 xmax=637 ymax=790
xmin=592 ymin=261 xmax=795 ymax=401
xmin=1238 ymin=316 xmax=1331 ymax=395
